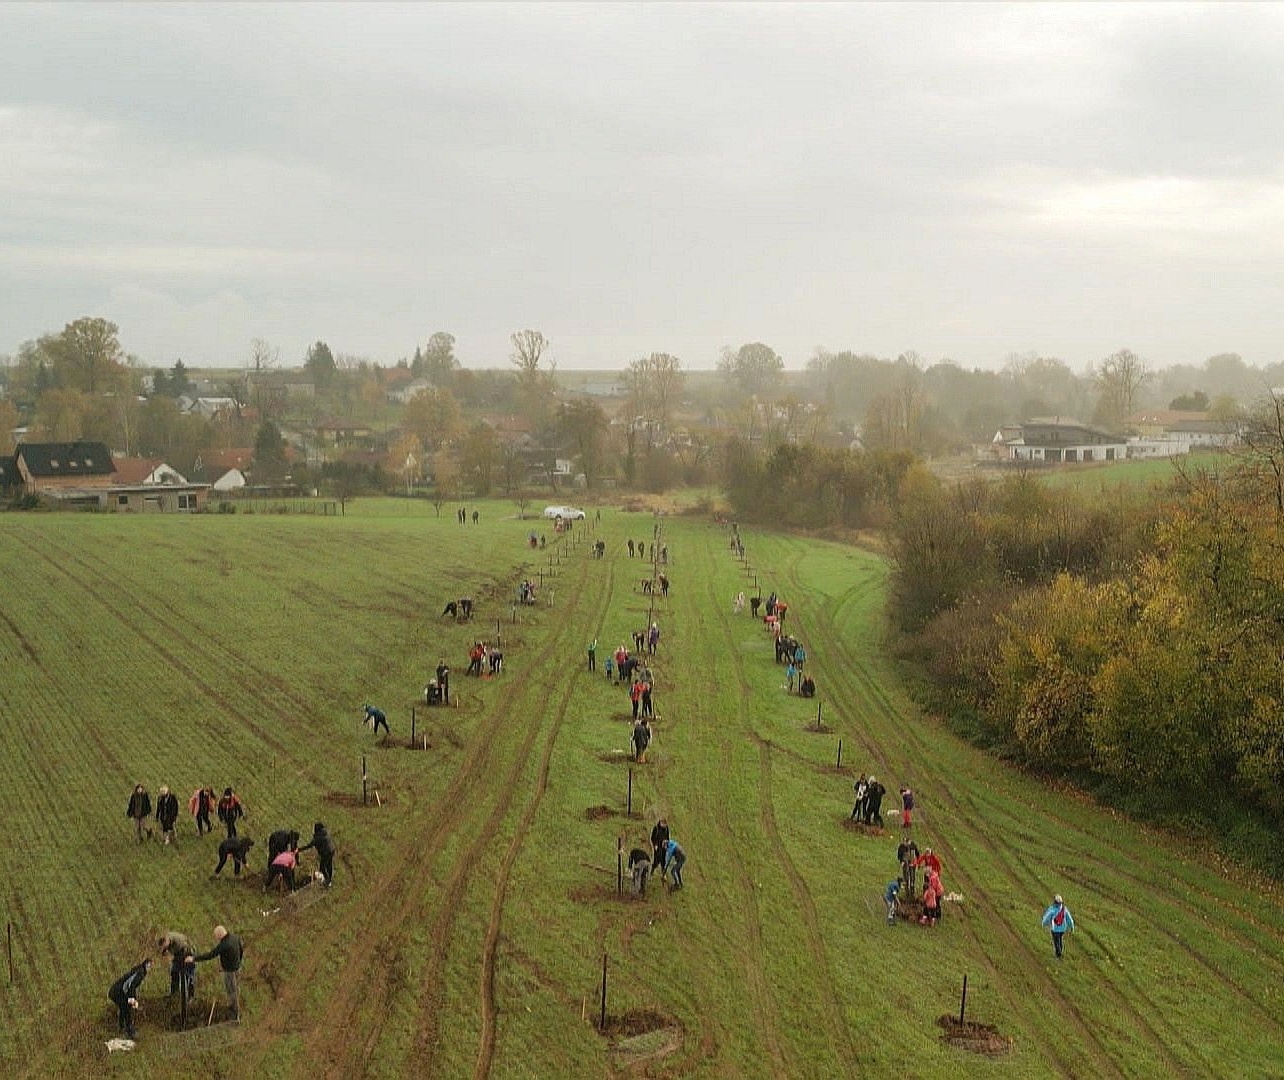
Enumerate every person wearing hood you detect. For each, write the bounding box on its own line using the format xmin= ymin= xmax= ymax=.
xmin=299 ymin=822 xmax=336 ymax=887
xmin=1041 ymin=894 xmax=1075 ymax=959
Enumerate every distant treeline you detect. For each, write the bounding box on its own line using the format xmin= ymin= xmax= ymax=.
xmin=886 ymin=434 xmax=1284 ymax=873
xmin=720 ymin=437 xmax=917 ymax=529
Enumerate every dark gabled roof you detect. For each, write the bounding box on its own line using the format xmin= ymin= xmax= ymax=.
xmin=16 ymin=441 xmax=116 ymax=477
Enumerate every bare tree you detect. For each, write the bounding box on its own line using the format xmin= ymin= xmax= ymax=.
xmin=510 ymin=330 xmax=550 ymax=377
xmin=1094 ymin=348 xmax=1149 ymax=430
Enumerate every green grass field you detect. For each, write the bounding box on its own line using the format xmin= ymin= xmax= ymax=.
xmin=2 ymin=499 xmax=1282 ymax=1078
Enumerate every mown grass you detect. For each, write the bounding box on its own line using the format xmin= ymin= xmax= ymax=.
xmin=1 ymin=499 xmax=1282 ymax=1078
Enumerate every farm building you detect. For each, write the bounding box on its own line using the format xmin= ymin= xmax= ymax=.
xmin=1006 ymin=418 xmax=1129 ymax=463
xmin=0 ymin=442 xmax=208 ymax=510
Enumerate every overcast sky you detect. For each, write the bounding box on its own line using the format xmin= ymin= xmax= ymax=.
xmin=3 ymin=3 xmax=1283 ymax=373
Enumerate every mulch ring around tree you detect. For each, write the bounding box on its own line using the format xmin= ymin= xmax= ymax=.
xmin=322 ymin=789 xmax=395 ymax=809
xmin=936 ymin=1015 xmax=1014 ymax=1055
xmin=840 ymin=817 xmax=886 ymax=837
xmin=599 ymin=1009 xmax=683 ymax=1067
xmin=584 ymin=805 xmax=617 ymax=821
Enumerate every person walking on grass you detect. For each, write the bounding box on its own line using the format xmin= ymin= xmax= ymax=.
xmin=630 ymin=678 xmax=643 ymax=720
xmin=190 ymin=786 xmax=216 ymax=836
xmin=156 ymin=786 xmax=179 ymax=845
xmin=217 ymin=788 xmax=245 ymax=838
xmin=126 ymin=783 xmax=152 ymax=843
xmin=863 ymin=776 xmax=886 ymax=827
xmin=587 ymin=639 xmax=597 ymax=672
xmin=850 ymin=775 xmax=868 ymax=822
xmin=107 ymin=957 xmax=151 ymax=1040
xmin=1041 ymin=894 xmax=1075 ymax=959
xmin=898 ymin=834 xmax=921 ymax=894
xmin=899 ymin=786 xmax=914 ymax=830
xmin=188 ymin=926 xmax=243 ymax=1020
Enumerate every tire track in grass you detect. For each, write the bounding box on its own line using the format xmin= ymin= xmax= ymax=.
xmin=776 ymin=558 xmax=1122 ymax=1076
xmin=293 ymin=537 xmax=603 ymax=1076
xmin=13 ymin=533 xmax=329 ymax=789
xmin=474 ymin=560 xmax=618 ymax=1078
xmin=955 ymin=780 xmax=1284 ymax=1050
xmin=675 ymin=540 xmax=792 ymax=1076
xmin=714 ymin=543 xmax=861 ymax=1069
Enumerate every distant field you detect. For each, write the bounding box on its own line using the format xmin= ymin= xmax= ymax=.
xmin=1 ymin=498 xmax=1282 ymax=1078
xmin=1033 ymin=451 xmax=1233 ymax=494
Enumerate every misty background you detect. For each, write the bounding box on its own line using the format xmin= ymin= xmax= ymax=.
xmin=3 ymin=3 xmax=1284 ymax=372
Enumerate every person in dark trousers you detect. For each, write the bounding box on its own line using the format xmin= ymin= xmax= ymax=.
xmin=460 ymin=596 xmax=473 ymax=618
xmin=898 ymin=835 xmax=921 ymax=893
xmin=108 ymin=958 xmax=151 ymax=1039
xmin=863 ymin=777 xmax=886 ymax=827
xmin=216 ymin=788 xmax=245 ymax=838
xmin=156 ymin=786 xmax=180 ymax=845
xmin=363 ymin=704 xmax=389 ymax=736
xmin=627 ymin=539 xmax=635 ymax=558
xmin=213 ymin=836 xmax=254 ymax=877
xmin=265 ymin=846 xmax=298 ymax=892
xmin=850 ymin=775 xmax=868 ymax=822
xmin=127 ymin=784 xmax=152 ymax=843
xmin=1041 ymin=894 xmax=1075 ymax=959
xmin=299 ymin=821 xmax=335 ymax=886
xmin=587 ymin=639 xmax=597 ymax=672
xmin=650 ymin=818 xmax=670 ymax=876
xmin=266 ymin=829 xmax=300 ymax=874
xmin=189 ymin=926 xmax=243 ymax=1020
xmin=190 ymin=786 xmax=216 ymax=836
xmin=158 ymin=931 xmax=195 ymax=1000
xmin=442 ymin=600 xmax=458 ymax=618
xmin=436 ymin=661 xmax=450 ymax=704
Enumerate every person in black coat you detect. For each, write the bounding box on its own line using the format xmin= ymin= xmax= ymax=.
xmin=155 ymin=786 xmax=180 ymax=845
xmin=299 ymin=821 xmax=336 ymax=886
xmin=108 ymin=958 xmax=151 ymax=1039
xmin=126 ymin=784 xmax=152 ymax=843
xmin=266 ymin=829 xmax=300 ymax=874
xmin=436 ymin=660 xmax=450 ymax=704
xmin=864 ymin=777 xmax=887 ymax=827
xmin=650 ymin=818 xmax=670 ymax=876
xmin=213 ymin=836 xmax=255 ymax=877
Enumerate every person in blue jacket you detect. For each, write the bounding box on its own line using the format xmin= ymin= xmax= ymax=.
xmin=1041 ymin=894 xmax=1074 ymax=958
xmin=663 ymin=838 xmax=686 ymax=890
xmin=363 ymin=704 xmax=388 ymax=736
xmin=884 ymin=879 xmax=901 ymax=924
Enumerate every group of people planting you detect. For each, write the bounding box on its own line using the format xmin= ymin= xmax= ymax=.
xmin=601 ymin=523 xmax=687 ymax=895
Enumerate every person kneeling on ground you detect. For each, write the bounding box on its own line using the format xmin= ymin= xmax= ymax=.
xmin=799 ymin=675 xmax=816 ymax=698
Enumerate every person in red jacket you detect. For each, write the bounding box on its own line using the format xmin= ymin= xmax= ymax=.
xmin=912 ymin=847 xmax=942 ymax=878
xmin=630 ymin=679 xmax=643 ymax=720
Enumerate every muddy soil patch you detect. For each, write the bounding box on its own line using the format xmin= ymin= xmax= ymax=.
xmin=802 ymin=723 xmax=834 ymax=735
xmin=322 ymin=790 xmax=396 ymax=808
xmin=936 ymin=1015 xmax=1014 ymax=1055
xmin=584 ymin=805 xmax=617 ymax=821
xmin=840 ymin=818 xmax=886 ymax=838
xmin=601 ymin=1009 xmax=683 ymax=1067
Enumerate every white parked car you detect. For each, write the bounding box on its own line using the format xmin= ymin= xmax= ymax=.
xmin=543 ymin=505 xmax=586 ymax=520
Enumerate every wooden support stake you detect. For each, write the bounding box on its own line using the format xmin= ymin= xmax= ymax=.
xmin=7 ymin=920 xmax=13 ymax=985
xmin=208 ymin=999 xmax=217 ymax=1026
xmin=959 ymin=973 xmax=969 ymax=1026
xmin=180 ymin=966 xmax=188 ymax=1028
xmin=362 ymin=755 xmax=368 ymax=806
xmin=411 ymin=707 xmax=416 ymax=746
xmin=599 ymin=953 xmax=608 ymax=1030
xmin=627 ymin=769 xmax=633 ymax=815
xmin=816 ymin=701 xmax=823 ymax=731
xmin=496 ymin=618 xmax=501 ymax=647
xmin=837 ymin=739 xmax=843 ymax=768
xmin=616 ymin=838 xmax=623 ymax=895
xmin=374 ymin=789 xmax=382 ymax=808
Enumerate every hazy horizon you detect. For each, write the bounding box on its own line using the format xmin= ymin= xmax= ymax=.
xmin=5 ymin=3 xmax=1284 ymax=374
